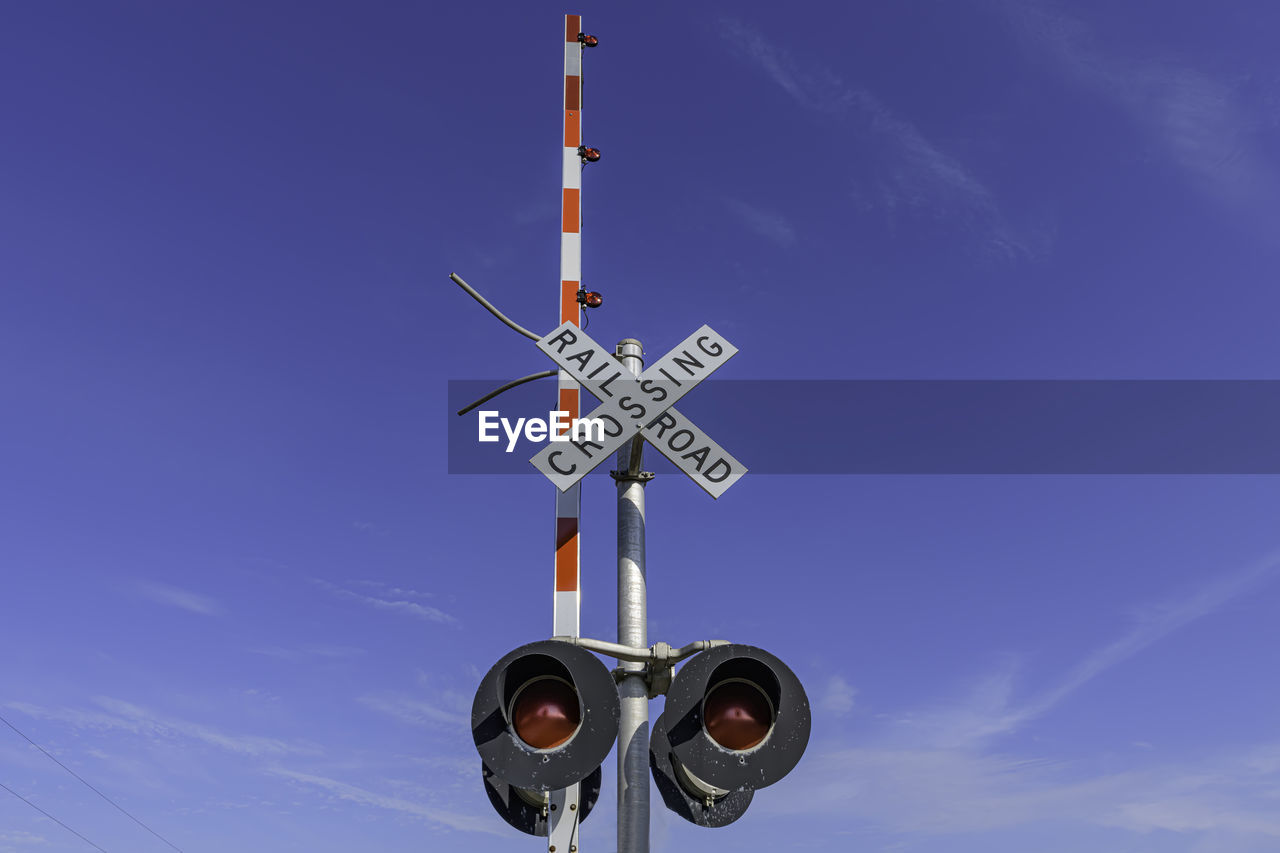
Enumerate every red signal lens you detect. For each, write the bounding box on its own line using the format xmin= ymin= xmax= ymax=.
xmin=703 ymin=680 xmax=772 ymax=751
xmin=510 ymin=677 xmax=581 ymax=750
xmin=583 ymin=291 xmax=603 ymax=308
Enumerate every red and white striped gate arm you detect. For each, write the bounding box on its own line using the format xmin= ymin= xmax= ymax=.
xmin=553 ymin=14 xmax=584 ymax=640
xmin=549 ymin=19 xmax=586 ymax=849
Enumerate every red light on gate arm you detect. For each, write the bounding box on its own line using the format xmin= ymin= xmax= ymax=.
xmin=510 ymin=677 xmax=581 ymax=750
xmin=703 ymin=680 xmax=773 ymax=751
xmin=578 ymin=33 xmax=599 ymax=47
xmin=577 ymin=290 xmax=603 ymax=308
xmin=578 ymin=146 xmax=601 ymax=162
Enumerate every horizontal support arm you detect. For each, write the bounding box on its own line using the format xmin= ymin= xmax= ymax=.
xmin=551 ymin=636 xmax=729 ymax=665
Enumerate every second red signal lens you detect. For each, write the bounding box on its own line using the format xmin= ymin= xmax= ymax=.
xmin=702 ymin=680 xmax=773 ymax=751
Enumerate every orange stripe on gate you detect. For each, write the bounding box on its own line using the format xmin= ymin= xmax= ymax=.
xmin=555 ymin=518 xmax=578 ymax=591
xmin=558 ymin=387 xmax=579 ymax=422
xmin=564 ymin=77 xmax=580 ymax=111
xmin=566 ymin=15 xmax=580 ymax=42
xmin=561 ymin=188 xmax=579 ymax=234
xmin=564 ymin=110 xmax=579 ymax=147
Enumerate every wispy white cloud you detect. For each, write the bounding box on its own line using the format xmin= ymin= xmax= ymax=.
xmin=763 ymin=550 xmax=1280 ymax=843
xmin=7 ymin=698 xmax=310 ymax=758
xmin=312 ymin=578 xmax=458 ymax=626
xmin=0 ymin=830 xmax=49 ymax=849
xmin=350 ymin=579 xmax=439 ymax=601
xmin=890 ymin=551 xmax=1280 ymax=748
xmin=766 ymin=739 xmax=1280 ymax=840
xmin=1000 ymin=0 xmax=1280 ymax=232
xmin=135 ymin=581 xmax=220 ymax=616
xmin=267 ymin=768 xmax=507 ymax=836
xmin=248 ymin=644 xmax=366 ymax=661
xmin=357 ymin=695 xmax=468 ymax=730
xmin=817 ymin=675 xmax=857 ymax=717
xmin=5 ymin=701 xmax=136 ymax=735
xmin=719 ymin=17 xmax=1038 ymax=260
xmin=719 ymin=17 xmax=852 ymax=115
xmin=100 ymin=697 xmax=311 ymax=757
xmin=887 ymin=657 xmax=1023 ymax=749
xmin=723 ymin=198 xmax=797 ymax=248
xmin=403 ymin=754 xmax=475 ymax=781
xmin=362 ymin=672 xmax=472 ymax=731
xmin=997 ymin=549 xmax=1280 ymax=733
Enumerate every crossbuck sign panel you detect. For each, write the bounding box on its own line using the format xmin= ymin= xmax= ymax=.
xmin=530 ymin=322 xmax=747 ymax=498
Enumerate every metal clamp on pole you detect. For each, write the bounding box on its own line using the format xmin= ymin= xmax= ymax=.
xmin=609 ymin=468 xmax=654 ymax=484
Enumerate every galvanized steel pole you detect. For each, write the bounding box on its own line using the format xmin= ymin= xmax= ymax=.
xmin=613 ymin=338 xmax=649 ymax=853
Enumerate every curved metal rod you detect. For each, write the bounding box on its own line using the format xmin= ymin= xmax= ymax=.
xmin=448 ymin=273 xmax=541 ymax=341
xmin=456 ymin=370 xmax=558 ymax=416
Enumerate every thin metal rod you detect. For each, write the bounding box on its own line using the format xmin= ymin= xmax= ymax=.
xmin=455 ymin=370 xmax=557 ymax=416
xmin=615 ymin=338 xmax=649 ymax=853
xmin=447 ymin=273 xmax=541 ymax=341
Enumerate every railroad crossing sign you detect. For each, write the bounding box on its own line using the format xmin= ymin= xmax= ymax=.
xmin=530 ymin=322 xmax=747 ymax=498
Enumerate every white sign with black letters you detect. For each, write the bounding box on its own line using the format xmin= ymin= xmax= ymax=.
xmin=530 ymin=322 xmax=746 ymax=498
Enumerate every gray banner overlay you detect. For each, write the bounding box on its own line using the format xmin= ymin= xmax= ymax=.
xmin=447 ymin=380 xmax=1280 ymax=475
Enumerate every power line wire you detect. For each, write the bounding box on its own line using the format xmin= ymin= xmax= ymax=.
xmin=0 ymin=712 xmax=184 ymax=852
xmin=0 ymin=779 xmax=110 ymax=853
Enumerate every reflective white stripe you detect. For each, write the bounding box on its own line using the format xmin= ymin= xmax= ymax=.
xmin=560 ymin=233 xmax=581 ymax=280
xmin=563 ymin=147 xmax=581 ymax=190
xmin=556 ymin=482 xmax=580 ymax=518
xmin=564 ymin=44 xmax=581 ymax=76
xmin=553 ymin=590 xmax=580 ymax=636
xmin=560 ymin=233 xmax=581 ymax=279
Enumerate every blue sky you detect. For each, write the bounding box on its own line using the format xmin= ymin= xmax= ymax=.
xmin=3 ymin=2 xmax=1280 ymax=851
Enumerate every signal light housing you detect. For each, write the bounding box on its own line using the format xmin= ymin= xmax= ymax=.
xmin=655 ymin=644 xmax=810 ymax=795
xmin=650 ymin=713 xmax=753 ymax=826
xmin=577 ymin=33 xmax=599 ymax=47
xmin=482 ymin=761 xmax=602 ymax=836
xmin=577 ymin=290 xmax=603 ymax=309
xmin=578 ymin=146 xmax=601 ymax=162
xmin=472 ymin=640 xmax=620 ymax=791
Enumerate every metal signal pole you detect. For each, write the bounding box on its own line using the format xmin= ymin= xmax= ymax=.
xmin=613 ymin=340 xmax=650 ymax=853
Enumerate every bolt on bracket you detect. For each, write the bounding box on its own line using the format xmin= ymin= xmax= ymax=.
xmin=609 ymin=469 xmax=654 ymax=484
